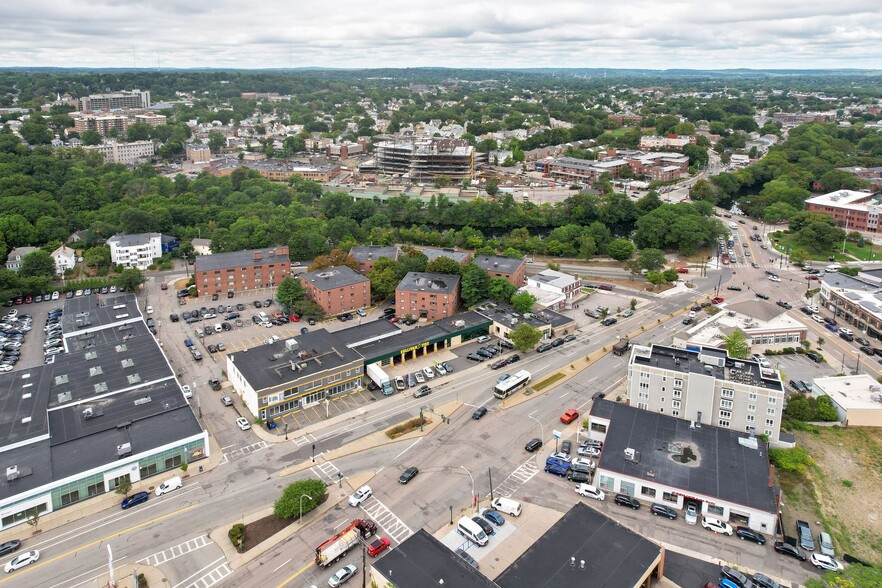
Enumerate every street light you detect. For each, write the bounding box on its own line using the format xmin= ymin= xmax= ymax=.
xmin=299 ymin=494 xmax=313 ymax=524
xmin=460 ymin=465 xmax=476 ymax=512
xmin=529 ymin=414 xmax=545 ymax=446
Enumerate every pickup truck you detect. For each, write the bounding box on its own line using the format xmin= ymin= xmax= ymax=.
xmin=796 ymin=520 xmax=815 ymax=551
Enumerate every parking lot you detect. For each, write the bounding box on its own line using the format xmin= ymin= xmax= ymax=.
xmin=1 ymin=298 xmax=64 ymax=373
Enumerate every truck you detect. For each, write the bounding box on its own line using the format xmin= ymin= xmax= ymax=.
xmin=544 ymin=456 xmax=570 ymax=477
xmin=366 ymin=363 xmax=394 ymax=396
xmin=315 ymin=519 xmax=377 ymax=567
xmin=612 ymin=338 xmax=631 ymax=356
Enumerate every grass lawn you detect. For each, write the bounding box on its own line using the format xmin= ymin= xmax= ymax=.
xmin=607 ymin=128 xmax=631 ymax=138
xmin=769 ymin=232 xmax=852 ymax=263
xmin=842 ymin=240 xmax=882 ymax=261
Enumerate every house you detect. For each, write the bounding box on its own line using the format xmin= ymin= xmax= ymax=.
xmin=525 ymin=269 xmax=579 ymax=308
xmin=160 ymin=235 xmax=179 ymax=254
xmin=106 ymin=233 xmax=163 ymax=270
xmin=5 ymin=247 xmax=38 ymax=272
xmin=191 ymin=238 xmax=212 ymax=256
xmin=51 ymin=245 xmax=76 ymax=275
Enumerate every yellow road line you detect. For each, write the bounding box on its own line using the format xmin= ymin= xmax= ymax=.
xmin=0 ymin=504 xmax=200 ymax=584
xmin=275 ymin=559 xmax=313 ymax=588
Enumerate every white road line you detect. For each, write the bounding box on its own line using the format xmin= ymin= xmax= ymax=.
xmin=51 ymin=557 xmax=129 ymax=588
xmin=272 ymin=558 xmax=292 ymax=573
xmin=172 ymin=556 xmax=227 ymax=588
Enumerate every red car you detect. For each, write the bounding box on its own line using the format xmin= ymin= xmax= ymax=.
xmin=807 ymin=275 xmax=819 ymax=281
xmin=24 ymin=295 xmax=33 ymax=304
xmin=676 ymin=268 xmax=689 ymax=274
xmin=560 ymin=409 xmax=580 ymax=424
xmin=711 ymin=297 xmax=724 ymax=304
xmin=288 ymin=314 xmax=300 ymax=322
xmin=367 ymin=536 xmax=390 ymax=557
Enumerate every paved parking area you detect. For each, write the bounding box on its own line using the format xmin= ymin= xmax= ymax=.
xmin=2 ymin=299 xmax=62 ymax=372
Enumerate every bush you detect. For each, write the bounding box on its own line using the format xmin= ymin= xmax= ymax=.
xmin=273 ymin=478 xmax=327 ymax=519
xmin=769 ymin=446 xmax=813 ymax=474
xmin=784 ymin=393 xmax=839 ymax=422
xmin=228 ymin=523 xmax=245 ymax=549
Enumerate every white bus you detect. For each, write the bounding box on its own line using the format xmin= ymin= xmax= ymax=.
xmin=494 ymin=370 xmax=532 ymax=399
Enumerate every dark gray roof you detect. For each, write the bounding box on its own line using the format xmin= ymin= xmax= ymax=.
xmin=228 ymin=328 xmax=363 ymax=392
xmin=336 ymin=319 xmax=402 ymax=348
xmin=374 ymin=529 xmax=499 ymax=588
xmin=62 ymin=293 xmax=142 ymax=334
xmin=473 ymin=301 xmax=564 ymax=330
xmin=822 ymin=272 xmax=876 ymax=292
xmin=725 ymin=300 xmax=787 ymax=323
xmin=472 ymin=255 xmax=524 ymax=275
xmin=418 ymin=247 xmax=471 ymax=264
xmin=300 ymin=265 xmax=369 ymax=291
xmin=107 ymin=233 xmax=159 ymax=247
xmin=349 ymin=245 xmax=399 ymax=262
xmin=352 ymin=312 xmax=490 ymax=362
xmin=591 ymin=400 xmax=777 ymax=513
xmin=496 ymin=503 xmax=661 ymax=588
xmin=0 ymin=365 xmax=52 ymax=450
xmin=396 ymin=272 xmax=460 ymax=295
xmin=194 ymin=246 xmax=291 ymax=273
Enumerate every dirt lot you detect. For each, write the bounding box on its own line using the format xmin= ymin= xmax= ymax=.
xmin=778 ymin=426 xmax=882 ymax=565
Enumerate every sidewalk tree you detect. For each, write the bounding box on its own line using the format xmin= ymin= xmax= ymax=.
xmin=115 ymin=476 xmax=132 ymax=497
xmin=309 ymin=248 xmax=358 ymax=272
xmin=509 ymin=322 xmax=543 ymax=352
xmin=274 ymin=478 xmax=327 ymax=519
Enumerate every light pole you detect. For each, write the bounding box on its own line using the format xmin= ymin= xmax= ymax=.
xmin=460 ymin=465 xmax=476 ymax=512
xmin=284 ymin=423 xmax=289 ymax=441
xmin=529 ymin=414 xmax=545 ymax=445
xmin=299 ymin=494 xmax=312 ymax=524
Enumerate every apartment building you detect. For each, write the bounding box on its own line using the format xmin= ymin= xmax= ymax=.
xmin=300 ymin=266 xmax=371 ymax=315
xmin=375 ymin=138 xmax=475 ymax=182
xmin=5 ymin=247 xmax=38 ymax=272
xmin=133 ymin=113 xmax=167 ymax=127
xmin=73 ymin=114 xmax=128 ymax=137
xmin=84 ymin=140 xmax=155 ymax=164
xmin=627 ymin=344 xmax=785 ymax=444
xmin=472 ymin=255 xmax=526 ymax=286
xmin=417 ymin=247 xmax=471 ymax=265
xmin=106 ymin=233 xmax=163 ymax=270
xmin=349 ymin=245 xmax=400 ymax=275
xmin=186 ymin=144 xmax=212 ymax=163
xmin=194 ymin=246 xmax=291 ymax=296
xmin=395 ymin=272 xmax=461 ymax=321
xmin=805 ymin=189 xmax=881 ymax=232
xmin=638 ymin=135 xmax=695 ymax=150
xmin=78 ymin=90 xmax=151 ymax=111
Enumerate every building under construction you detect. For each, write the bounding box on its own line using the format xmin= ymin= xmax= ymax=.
xmin=374 ymin=138 xmax=475 ymax=182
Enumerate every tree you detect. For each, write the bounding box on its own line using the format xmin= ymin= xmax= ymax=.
xmin=607 ymin=239 xmax=636 ymax=261
xmin=81 ymin=130 xmax=102 ymax=146
xmin=368 ymin=266 xmax=399 ymax=299
xmin=116 ymin=268 xmax=145 ymax=292
xmin=721 ymin=329 xmax=750 ymax=359
xmin=208 ymin=131 xmax=226 ymax=153
xmin=19 ymin=121 xmax=54 ymax=145
xmin=637 ymin=248 xmax=666 ymax=272
xmin=485 ymin=179 xmax=499 ymax=197
xmin=83 ymin=246 xmax=112 ymax=272
xmin=115 ymin=476 xmax=132 ymax=496
xmin=273 ymin=478 xmax=327 ymax=519
xmin=646 ymin=271 xmax=667 ymax=288
xmin=276 ymin=276 xmax=306 ymax=309
xmin=509 ymin=323 xmax=543 ymax=352
xmin=460 ymin=264 xmax=490 ymax=307
xmin=510 ymin=291 xmax=536 ymax=313
xmin=309 ymin=249 xmax=358 ymax=271
xmin=630 ymin=298 xmax=637 ymax=311
xmin=126 ymin=123 xmax=152 ymax=142
xmin=19 ymin=250 xmax=57 ymax=278
xmin=425 ymin=256 xmax=463 ymax=275
xmin=488 ymin=278 xmax=517 ymax=303
xmin=433 ymin=175 xmax=451 ymax=189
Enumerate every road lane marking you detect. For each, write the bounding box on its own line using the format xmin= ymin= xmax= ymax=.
xmin=272 ymin=558 xmax=292 ymax=573
xmin=275 ymin=559 xmax=313 ymax=588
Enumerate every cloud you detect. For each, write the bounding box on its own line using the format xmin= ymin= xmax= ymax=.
xmin=2 ymin=0 xmax=881 ymax=69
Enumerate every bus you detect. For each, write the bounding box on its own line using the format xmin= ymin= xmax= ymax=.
xmin=494 ymin=370 xmax=532 ymax=399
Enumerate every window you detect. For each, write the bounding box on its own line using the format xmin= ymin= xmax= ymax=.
xmin=597 ymin=475 xmax=615 ymax=491
xmin=662 ymin=491 xmax=678 ymax=504
xmin=746 ymin=414 xmax=755 ymax=423
xmin=768 ymin=397 xmax=777 ymax=404
xmin=640 ymin=372 xmax=650 ymax=381
xmin=672 ymin=410 xmax=680 ymax=417
xmin=749 ymin=392 xmax=757 ymax=401
xmin=165 ymin=455 xmax=182 ymax=470
xmin=638 ymin=402 xmax=648 ymax=410
xmin=748 ymin=403 xmax=756 ymax=413
xmin=672 ymin=400 xmax=681 ymax=409
xmin=673 ymin=389 xmax=682 ymax=399
xmin=707 ymin=504 xmax=725 ymax=517
xmin=87 ymin=482 xmax=104 ymax=497
xmin=140 ymin=463 xmax=158 ymax=479
xmin=719 ymin=419 xmax=730 ymax=427
xmin=719 ymin=410 xmax=732 ymax=419
xmin=721 ymin=388 xmax=734 ymax=399
xmin=60 ymin=490 xmax=81 ymax=506
xmin=765 ymin=429 xmax=773 ymax=437
xmin=674 ymin=378 xmax=683 ymax=388
xmin=766 ymin=418 xmax=775 ymax=427
xmin=590 ymin=422 xmax=607 ymax=434
xmin=721 ymin=399 xmax=733 ymax=409
xmin=767 ymin=407 xmax=776 ymax=416
xmin=641 ymin=486 xmax=656 ymax=497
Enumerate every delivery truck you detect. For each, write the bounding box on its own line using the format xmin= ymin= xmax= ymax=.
xmin=366 ymin=363 xmax=394 ymax=395
xmin=315 ymin=519 xmax=377 ymax=567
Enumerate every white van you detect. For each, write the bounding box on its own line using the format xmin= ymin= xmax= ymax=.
xmin=490 ymin=497 xmax=522 ymax=517
xmin=826 ymin=264 xmax=842 ymax=272
xmin=457 ymin=516 xmax=488 ymax=546
xmin=214 ymin=323 xmax=223 ymax=333
xmin=155 ymin=476 xmax=182 ymax=496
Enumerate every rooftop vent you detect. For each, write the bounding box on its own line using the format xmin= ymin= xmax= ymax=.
xmin=117 ymin=443 xmax=132 ymax=458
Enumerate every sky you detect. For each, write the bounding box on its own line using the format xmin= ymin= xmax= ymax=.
xmin=3 ymin=0 xmax=882 ymax=70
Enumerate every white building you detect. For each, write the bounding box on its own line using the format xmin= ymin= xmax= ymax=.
xmin=812 ymin=375 xmax=882 ymax=427
xmin=5 ymin=247 xmax=38 ymax=271
xmin=107 ymin=233 xmax=162 ymax=270
xmin=51 ymin=245 xmax=76 ymax=275
xmin=191 ymin=238 xmax=212 ymax=256
xmin=527 ymin=269 xmax=579 ymax=301
xmin=627 ymin=344 xmax=785 ymax=444
xmin=84 ymin=140 xmax=155 ymax=165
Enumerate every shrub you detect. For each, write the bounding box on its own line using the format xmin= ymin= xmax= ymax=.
xmin=769 ymin=446 xmax=812 ymax=474
xmin=274 ymin=478 xmax=327 ymax=519
xmin=228 ymin=523 xmax=245 ymax=549
xmin=841 ymin=479 xmax=854 ymax=488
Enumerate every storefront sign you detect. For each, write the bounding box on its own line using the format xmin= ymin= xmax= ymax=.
xmin=401 ymin=341 xmax=430 ymax=354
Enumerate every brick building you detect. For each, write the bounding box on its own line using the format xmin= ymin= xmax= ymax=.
xmin=395 ymin=272 xmax=461 ymax=320
xmin=300 ymin=266 xmax=371 ymax=315
xmin=472 ymin=255 xmax=526 ymax=286
xmin=349 ymin=246 xmax=400 ymax=275
xmin=194 ymin=246 xmax=292 ymax=296
xmin=805 ymin=190 xmax=881 ymax=232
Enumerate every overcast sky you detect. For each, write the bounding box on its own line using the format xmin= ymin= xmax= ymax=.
xmin=4 ymin=0 xmax=882 ymax=70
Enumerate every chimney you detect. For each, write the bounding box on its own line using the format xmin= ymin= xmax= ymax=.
xmin=253 ymin=252 xmax=263 ymax=261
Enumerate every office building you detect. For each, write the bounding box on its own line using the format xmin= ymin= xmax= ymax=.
xmin=805 ymin=190 xmax=881 ymax=233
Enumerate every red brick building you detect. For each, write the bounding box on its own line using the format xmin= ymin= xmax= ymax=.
xmin=349 ymin=245 xmax=400 ymax=275
xmin=300 ymin=265 xmax=371 ymax=315
xmin=395 ymin=272 xmax=461 ymax=321
xmin=805 ymin=190 xmax=882 ymax=233
xmin=194 ymin=246 xmax=291 ymax=296
xmin=472 ymin=255 xmax=526 ymax=287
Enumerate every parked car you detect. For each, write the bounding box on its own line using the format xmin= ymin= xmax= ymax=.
xmin=0 ymin=540 xmax=21 ymax=558
xmin=466 ymin=353 xmax=486 ymax=362
xmin=752 ymin=573 xmax=781 ymax=588
xmin=684 ymin=503 xmax=698 ymax=525
xmin=482 ymin=509 xmax=505 ymax=526
xmin=796 ymin=520 xmax=815 ymax=551
xmin=817 ymin=531 xmax=835 ymax=557
xmin=736 ymin=526 xmax=766 ymax=544
xmin=650 ymin=504 xmax=677 ymax=520
xmin=614 ymin=494 xmax=640 ymax=509
xmin=236 ymin=417 xmax=251 ymax=431
xmin=773 ymin=540 xmax=807 ymax=561
xmin=810 ymin=553 xmax=844 ymax=571
xmin=121 ymin=491 xmax=149 ymax=509
xmin=327 ymin=564 xmax=357 ymax=587
xmin=367 ymin=537 xmax=390 ymax=558
xmin=702 ymin=517 xmax=733 ymax=535
xmin=575 ymin=484 xmax=605 ymax=501
xmin=721 ymin=566 xmax=752 ymax=588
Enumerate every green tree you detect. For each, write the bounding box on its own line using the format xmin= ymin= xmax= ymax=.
xmin=208 ymin=131 xmax=226 ymax=153
xmin=83 ymin=246 xmax=112 ymax=272
xmin=19 ymin=121 xmax=54 ymax=145
xmin=273 ymin=478 xmax=327 ymax=519
xmin=509 ymin=322 xmax=543 ymax=352
xmin=721 ymin=329 xmax=750 ymax=359
xmin=276 ymin=276 xmax=306 ymax=309
xmin=606 ymin=239 xmax=636 ymax=261
xmin=116 ymin=268 xmax=145 ymax=292
xmin=19 ymin=250 xmax=56 ymax=278
xmin=460 ymin=263 xmax=490 ymax=307
xmin=488 ymin=277 xmax=516 ymax=303
xmin=368 ymin=266 xmax=399 ymax=299
xmin=425 ymin=256 xmax=463 ymax=275
xmin=768 ymin=446 xmax=812 ymax=474
xmin=433 ymin=175 xmax=451 ymax=189
xmin=81 ymin=130 xmax=102 ymax=146
xmin=637 ymin=248 xmax=666 ymax=272
xmin=126 ymin=123 xmax=152 ymax=142
xmin=510 ymin=291 xmax=536 ymax=313
xmin=646 ymin=271 xmax=666 ymax=288
xmin=309 ymin=249 xmax=358 ymax=272
xmin=485 ymin=179 xmax=499 ymax=197
xmin=114 ymin=476 xmax=132 ymax=496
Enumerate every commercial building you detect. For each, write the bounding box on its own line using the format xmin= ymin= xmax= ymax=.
xmin=471 ymin=255 xmax=526 ymax=287
xmin=805 ymin=190 xmax=881 ymax=233
xmin=78 ymin=90 xmax=151 ymax=111
xmin=589 ymin=399 xmax=778 ymax=535
xmin=525 ymin=269 xmax=579 ymax=308
xmin=375 ymin=138 xmax=475 ymax=182
xmin=0 ymin=293 xmax=207 ymax=531
xmin=210 ymin=158 xmax=339 ymax=183
xmin=107 ymin=233 xmax=163 ymax=270
xmin=811 ymin=375 xmax=882 ymax=427
xmin=349 ymin=245 xmax=400 ymax=275
xmin=194 ymin=246 xmax=291 ymax=296
xmin=327 ymin=141 xmax=365 ymax=159
xmin=300 ymin=265 xmax=371 ymax=315
xmin=544 ymin=151 xmax=688 ymax=186
xmin=474 ymin=301 xmax=574 ymax=341
xmin=395 ymin=272 xmax=461 ymax=321
xmin=627 ymin=344 xmax=785 ymax=443
xmin=673 ymin=300 xmax=808 ymax=353
xmin=84 ymin=140 xmax=155 ymax=164
xmin=51 ymin=245 xmax=76 ymax=275
xmin=819 ymin=271 xmax=882 ymax=339
xmin=4 ymin=246 xmax=38 ymax=272
xmin=186 ymin=144 xmax=212 ymax=163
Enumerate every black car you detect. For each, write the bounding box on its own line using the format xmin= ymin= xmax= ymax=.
xmin=566 ymin=469 xmax=590 ymax=483
xmin=227 ymin=291 xmax=235 ymax=298
xmin=682 ymin=318 xmax=693 ymax=325
xmin=471 ymin=516 xmax=495 ymax=537
xmin=727 ymin=286 xmax=742 ymax=291
xmin=777 ymin=300 xmax=792 ymax=309
xmin=383 ymin=307 xmax=396 ymax=316
xmin=398 ymin=466 xmax=419 ymax=484
xmin=856 ymin=336 xmax=871 ymax=346
xmin=735 ymin=526 xmax=766 ymax=545
xmin=490 ymin=359 xmax=507 ymax=370
xmin=507 ymin=354 xmax=521 ymax=364
xmin=614 ymin=494 xmax=640 ymax=509
xmin=208 ymin=377 xmax=221 ymax=391
xmin=691 ymin=305 xmax=702 ymax=312
xmin=860 ymin=345 xmax=875 ymax=355
xmin=525 ymin=438 xmax=543 ymax=452
xmin=236 ymin=303 xmax=246 ymax=311
xmin=756 ymin=293 xmax=769 ymax=300
xmin=773 ymin=540 xmax=807 ymax=561
xmin=601 ymin=317 xmax=618 ymax=326
xmin=805 ymin=352 xmax=823 ymax=363
xmin=253 ymin=300 xmax=262 ymax=308
xmin=650 ymin=504 xmax=677 ymax=519
xmin=551 ymin=338 xmax=565 ymax=347
xmin=498 ymin=339 xmax=515 ymax=349
xmin=472 ymin=407 xmax=488 ymax=420
xmin=840 ymin=332 xmax=854 ymax=342
xmin=0 ymin=539 xmax=21 ymax=557
xmin=466 ymin=353 xmax=486 ymax=362
xmin=721 ymin=566 xmax=752 ymax=587
xmin=560 ymin=440 xmax=572 ymax=454
xmin=476 ymin=348 xmax=494 ymax=358
xmin=536 ymin=343 xmax=553 ymax=353
xmin=823 ymin=317 xmax=837 ymax=326
xmin=591 ymin=391 xmax=606 ymax=401
xmin=169 ymin=313 xmax=179 ymax=322
xmin=752 ymin=573 xmax=781 ymax=588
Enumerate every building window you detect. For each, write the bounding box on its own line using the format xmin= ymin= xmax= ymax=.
xmin=60 ymin=490 xmax=81 ymax=506
xmin=674 ymin=379 xmax=683 ymax=388
xmin=721 ymin=399 xmax=733 ymax=409
xmin=766 ymin=418 xmax=775 ymax=427
xmin=672 ymin=410 xmax=680 ymax=417
xmin=662 ymin=491 xmax=678 ymax=504
xmin=719 ymin=419 xmax=730 ymax=427
xmin=673 ymin=389 xmax=682 ymax=399
xmin=719 ymin=410 xmax=731 ymax=419
xmin=746 ymin=414 xmax=755 ymax=423
xmin=672 ymin=400 xmax=681 ymax=409
xmin=638 ymin=402 xmax=648 ymax=410
xmin=165 ymin=455 xmax=182 ymax=470
xmin=767 ymin=407 xmax=776 ymax=416
xmin=641 ymin=486 xmax=656 ymax=498
xmin=748 ymin=403 xmax=756 ymax=413
xmin=768 ymin=397 xmax=777 ymax=404
xmin=721 ymin=388 xmax=734 ymax=399
xmin=590 ymin=422 xmax=607 ymax=434
xmin=707 ymin=504 xmax=725 ymax=517
xmin=765 ymin=429 xmax=773 ymax=437
xmin=598 ymin=475 xmax=615 ymax=491
xmin=640 ymin=372 xmax=650 ymax=381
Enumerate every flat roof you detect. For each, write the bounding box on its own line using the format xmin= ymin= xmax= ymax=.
xmin=528 ymin=268 xmax=577 ymax=289
xmin=591 ymin=400 xmax=777 ymax=513
xmin=496 ymin=502 xmax=661 ymax=588
xmin=372 ymin=529 xmax=497 ymax=588
xmin=473 ymin=301 xmax=569 ymax=331
xmin=471 ymin=255 xmax=524 ymax=275
xmin=813 ymin=374 xmax=882 ymax=411
xmin=194 ymin=246 xmax=290 ymax=273
xmin=300 ymin=265 xmax=369 ymax=291
xmin=396 ymin=272 xmax=460 ymax=295
xmin=724 ymin=300 xmax=788 ymax=323
xmin=61 ymin=293 xmax=142 ymax=334
xmin=417 ymin=247 xmax=471 ymax=264
xmin=352 ymin=312 xmax=491 ymax=362
xmin=0 ymin=366 xmax=52 ymax=450
xmin=228 ymin=328 xmax=363 ymax=392
xmin=337 ymin=319 xmax=402 ymax=348
xmin=349 ymin=245 xmax=399 ymax=262
xmin=805 ymin=189 xmax=876 ymax=209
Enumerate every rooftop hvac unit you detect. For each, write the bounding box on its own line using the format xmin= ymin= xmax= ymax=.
xmin=285 ymin=338 xmax=299 ymax=352
xmin=6 ymin=465 xmax=20 ymax=482
xmin=624 ymin=448 xmax=636 ymax=460
xmin=83 ymin=407 xmax=95 ymax=419
xmin=117 ymin=443 xmax=132 ymax=458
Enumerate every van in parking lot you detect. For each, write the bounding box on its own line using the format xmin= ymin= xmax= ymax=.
xmin=457 ymin=516 xmax=489 ymax=546
xmin=490 ymin=497 xmax=522 ymax=517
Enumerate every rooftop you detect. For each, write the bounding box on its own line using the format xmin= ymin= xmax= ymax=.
xmin=300 ymin=265 xmax=369 ymax=291
xmin=528 ymin=268 xmax=578 ymax=289
xmin=194 ymin=246 xmax=290 ymax=273
xmin=813 ymin=374 xmax=882 ymax=411
xmin=61 ymin=293 xmax=143 ymax=334
xmin=473 ymin=301 xmax=572 ymax=331
xmin=591 ymin=400 xmax=777 ymax=513
xmin=396 ymin=272 xmax=461 ymax=295
xmin=107 ymin=233 xmax=160 ymax=248
xmin=496 ymin=502 xmax=662 ymax=588
xmin=351 ymin=311 xmax=490 ymax=362
xmin=805 ymin=189 xmax=878 ymax=211
xmin=349 ymin=245 xmax=400 ymax=263
xmin=417 ymin=247 xmax=471 ymax=264
xmin=471 ymin=255 xmax=524 ymax=275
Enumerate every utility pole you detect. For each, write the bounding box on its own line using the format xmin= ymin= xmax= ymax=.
xmin=488 ymin=468 xmax=494 ymax=502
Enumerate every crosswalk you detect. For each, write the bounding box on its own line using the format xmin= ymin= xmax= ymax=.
xmin=138 ymin=535 xmax=211 ymax=566
xmin=492 ymin=459 xmax=540 ymax=498
xmin=220 ymin=440 xmax=267 ymax=464
xmin=310 ymin=460 xmax=343 ymax=485
xmin=291 ymin=433 xmax=317 ymax=448
xmin=181 ymin=561 xmax=232 ymax=588
xmin=359 ymin=497 xmax=413 ymax=544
